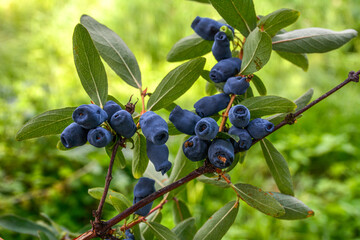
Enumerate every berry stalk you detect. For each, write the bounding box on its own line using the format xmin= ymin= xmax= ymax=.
xmin=218 ymin=94 xmax=236 ymax=132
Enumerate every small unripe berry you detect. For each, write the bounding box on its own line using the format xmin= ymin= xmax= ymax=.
xmin=209 ymin=58 xmax=242 ymax=83
xmin=212 ymin=31 xmax=232 ymax=61
xmin=195 ymin=117 xmax=219 ymax=140
xmin=169 ymin=105 xmax=201 ymax=135
xmin=60 ymin=122 xmax=88 ymax=148
xmin=208 ymin=139 xmax=234 ymax=169
xmin=110 ymin=110 xmax=137 ymax=138
xmin=223 ymin=77 xmax=249 ymax=95
xmin=246 ymin=118 xmax=274 ymax=139
xmin=72 ymin=104 xmax=108 ymax=129
xmin=194 ymin=93 xmax=230 ymax=118
xmin=228 ymin=105 xmax=250 ymax=128
xmin=140 ymin=111 xmax=169 ymax=145
xmin=182 ymin=136 xmax=210 ymax=161
xmin=87 ymin=127 xmax=113 ymax=148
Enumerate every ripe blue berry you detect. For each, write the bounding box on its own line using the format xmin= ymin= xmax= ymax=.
xmin=72 ymin=104 xmax=108 ymax=129
xmin=228 ymin=126 xmax=252 ymax=152
xmin=246 ymin=118 xmax=274 ymax=139
xmin=125 ymin=230 xmax=135 ymax=240
xmin=110 ymin=110 xmax=137 ymax=138
xmin=195 ymin=117 xmax=219 ymax=140
xmin=133 ymin=177 xmax=156 ymax=216
xmin=228 ymin=105 xmax=250 ymax=128
xmin=223 ymin=76 xmax=249 ymax=95
xmin=103 ymin=100 xmax=122 ymax=121
xmin=182 ymin=136 xmax=210 ymax=161
xmin=194 ymin=93 xmax=230 ymax=118
xmin=191 ymin=16 xmax=224 ymax=41
xmin=60 ymin=122 xmax=88 ymax=148
xmin=209 ymin=58 xmax=242 ymax=83
xmin=208 ymin=139 xmax=234 ymax=169
xmin=140 ymin=111 xmax=169 ymax=145
xmin=146 ymin=140 xmax=172 ymax=175
xmin=212 ymin=31 xmax=232 ymax=61
xmin=87 ymin=127 xmax=113 ymax=148
xmin=169 ymin=105 xmax=201 ymax=135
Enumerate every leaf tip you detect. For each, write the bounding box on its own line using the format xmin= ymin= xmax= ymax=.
xmin=307 ymin=210 xmax=315 ymax=218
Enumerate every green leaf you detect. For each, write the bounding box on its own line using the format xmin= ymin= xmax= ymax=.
xmin=16 ymin=107 xmax=76 ymax=141
xmin=240 ymin=28 xmax=272 ymax=75
xmin=146 ymin=222 xmax=180 ymax=240
xmin=238 ymin=151 xmax=247 ymax=164
xmin=164 ymin=102 xmax=178 ymax=112
xmin=187 ymin=0 xmax=209 ymax=3
xmin=205 ymin=81 xmax=218 ymax=96
xmin=172 ymin=217 xmax=196 ymax=240
xmin=87 ymin=187 xmax=132 ymax=207
xmin=172 ymin=199 xmax=192 ymax=224
xmin=38 ymin=231 xmax=51 ymax=240
xmin=276 ymin=51 xmax=309 ymax=71
xmin=141 ymin=210 xmax=162 ymax=240
xmin=270 ymin=192 xmax=315 ymax=220
xmin=197 ymin=175 xmax=230 ymax=188
xmin=132 ymin=224 xmax=145 ymax=240
xmin=260 ymin=138 xmax=294 ymax=196
xmin=232 ymin=183 xmax=285 ymax=217
xmin=0 ymin=215 xmax=57 ymax=240
xmin=147 ymin=58 xmax=206 ymax=111
xmin=216 ymin=132 xmax=240 ymax=142
xmin=132 ymin=133 xmax=149 ymax=178
xmin=194 ymin=201 xmax=239 ymax=240
xmin=107 ymin=95 xmax=125 ymax=109
xmin=258 ymin=9 xmax=300 ymax=37
xmin=168 ymin=122 xmax=183 ymax=136
xmin=109 ymin=194 xmax=131 ymax=214
xmin=251 ymin=75 xmax=267 ymax=96
xmin=244 ymin=85 xmax=254 ymax=98
xmin=105 ymin=143 xmax=126 ymax=169
xmin=167 ymin=34 xmax=213 ymax=62
xmin=73 ymin=24 xmax=108 ymax=107
xmin=80 ymin=15 xmax=142 ymax=89
xmin=209 ymin=0 xmax=257 ymax=37
xmin=200 ymin=70 xmax=212 ymax=82
xmin=272 ymin=28 xmax=358 ymax=53
xmin=241 ymin=95 xmax=296 ymax=118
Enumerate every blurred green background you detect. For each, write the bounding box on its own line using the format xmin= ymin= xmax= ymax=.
xmin=1 ymin=0 xmax=359 ymax=239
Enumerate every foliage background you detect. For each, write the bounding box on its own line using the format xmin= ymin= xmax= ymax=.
xmin=0 ymin=0 xmax=359 ymax=239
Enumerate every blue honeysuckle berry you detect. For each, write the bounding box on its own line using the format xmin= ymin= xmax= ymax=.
xmin=109 ymin=110 xmax=137 ymax=138
xmin=191 ymin=16 xmax=224 ymax=41
xmin=87 ymin=127 xmax=113 ymax=148
xmin=228 ymin=126 xmax=252 ymax=152
xmin=194 ymin=93 xmax=230 ymax=118
xmin=246 ymin=118 xmax=274 ymax=139
xmin=208 ymin=138 xmax=234 ymax=169
xmin=125 ymin=230 xmax=135 ymax=240
xmin=212 ymin=31 xmax=232 ymax=62
xmin=72 ymin=104 xmax=108 ymax=129
xmin=60 ymin=122 xmax=88 ymax=148
xmin=103 ymin=100 xmax=122 ymax=121
xmin=182 ymin=135 xmax=210 ymax=162
xmin=195 ymin=117 xmax=219 ymax=140
xmin=140 ymin=111 xmax=169 ymax=145
xmin=133 ymin=177 xmax=156 ymax=216
xmin=223 ymin=76 xmax=249 ymax=95
xmin=169 ymin=105 xmax=201 ymax=135
xmin=228 ymin=105 xmax=250 ymax=128
xmin=146 ymin=140 xmax=172 ymax=175
xmin=209 ymin=58 xmax=242 ymax=83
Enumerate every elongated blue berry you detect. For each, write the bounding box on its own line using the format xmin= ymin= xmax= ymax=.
xmin=228 ymin=105 xmax=250 ymax=128
xmin=110 ymin=110 xmax=137 ymax=138
xmin=195 ymin=117 xmax=219 ymax=140
xmin=169 ymin=105 xmax=201 ymax=135
xmin=72 ymin=104 xmax=108 ymax=129
xmin=146 ymin=140 xmax=172 ymax=175
xmin=140 ymin=111 xmax=169 ymax=145
xmin=246 ymin=118 xmax=274 ymax=139
xmin=212 ymin=31 xmax=232 ymax=61
xmin=223 ymin=77 xmax=249 ymax=95
xmin=191 ymin=16 xmax=224 ymax=41
xmin=228 ymin=126 xmax=252 ymax=152
xmin=208 ymin=139 xmax=234 ymax=169
xmin=182 ymin=136 xmax=210 ymax=162
xmin=194 ymin=93 xmax=230 ymax=117
xmin=87 ymin=127 xmax=113 ymax=148
xmin=209 ymin=58 xmax=242 ymax=83
xmin=103 ymin=100 xmax=122 ymax=121
xmin=133 ymin=177 xmax=156 ymax=216
xmin=60 ymin=122 xmax=88 ymax=148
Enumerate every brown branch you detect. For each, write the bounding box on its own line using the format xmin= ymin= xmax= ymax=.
xmin=219 ymin=94 xmax=236 ymax=132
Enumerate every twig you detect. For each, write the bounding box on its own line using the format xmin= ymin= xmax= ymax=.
xmin=219 ymin=94 xmax=236 ymax=132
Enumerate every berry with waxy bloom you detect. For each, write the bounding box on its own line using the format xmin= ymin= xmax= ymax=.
xmin=146 ymin=140 xmax=172 ymax=175
xmin=169 ymin=105 xmax=201 ymax=135
xmin=182 ymin=136 xmax=210 ymax=162
xmin=246 ymin=118 xmax=274 ymax=139
xmin=208 ymin=138 xmax=234 ymax=169
xmin=223 ymin=76 xmax=249 ymax=95
xmin=87 ymin=127 xmax=113 ymax=148
xmin=140 ymin=111 xmax=169 ymax=145
xmin=228 ymin=126 xmax=252 ymax=152
xmin=228 ymin=105 xmax=250 ymax=128
xmin=209 ymin=58 xmax=242 ymax=83
xmin=133 ymin=177 xmax=156 ymax=216
xmin=110 ymin=110 xmax=137 ymax=138
xmin=194 ymin=93 xmax=230 ymax=118
xmin=103 ymin=100 xmax=122 ymax=121
xmin=125 ymin=230 xmax=135 ymax=240
xmin=72 ymin=104 xmax=108 ymax=129
xmin=195 ymin=117 xmax=219 ymax=140
xmin=212 ymin=31 xmax=232 ymax=61
xmin=191 ymin=16 xmax=225 ymax=41
xmin=60 ymin=122 xmax=88 ymax=148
